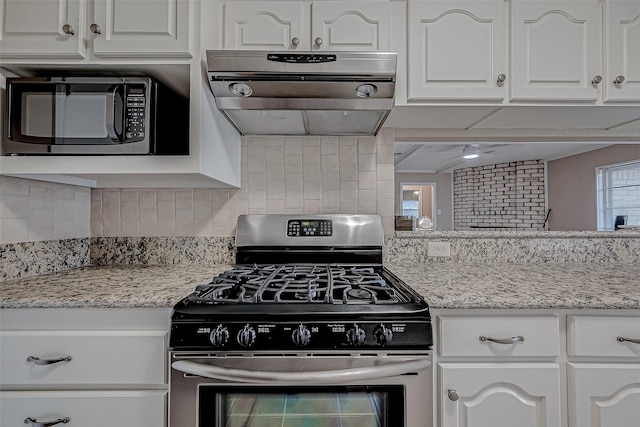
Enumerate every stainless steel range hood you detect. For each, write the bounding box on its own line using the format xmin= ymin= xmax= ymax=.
xmin=206 ymin=50 xmax=397 ymax=136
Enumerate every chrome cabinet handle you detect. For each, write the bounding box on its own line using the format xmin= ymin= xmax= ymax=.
xmin=592 ymin=75 xmax=602 ymax=84
xmin=26 ymin=356 xmax=72 ymax=365
xmin=314 ymin=37 xmax=323 ymax=47
xmin=614 ymin=75 xmax=626 ymax=85
xmin=448 ymin=389 xmax=459 ymax=401
xmin=617 ymin=336 xmax=640 ymax=344
xmin=479 ymin=335 xmax=524 ymax=344
xmin=24 ymin=417 xmax=70 ymax=427
xmin=90 ymin=23 xmax=101 ymax=34
xmin=291 ymin=37 xmax=299 ymax=47
xmin=496 ymin=74 xmax=506 ymax=85
xmin=62 ymin=24 xmax=75 ymax=35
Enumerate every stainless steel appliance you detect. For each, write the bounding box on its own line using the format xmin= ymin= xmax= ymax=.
xmin=3 ymin=76 xmax=189 ymax=155
xmin=169 ymin=214 xmax=433 ymax=427
xmin=205 ymin=50 xmax=397 ymax=136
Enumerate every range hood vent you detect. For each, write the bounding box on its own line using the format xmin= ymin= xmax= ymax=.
xmin=206 ymin=50 xmax=397 ymax=136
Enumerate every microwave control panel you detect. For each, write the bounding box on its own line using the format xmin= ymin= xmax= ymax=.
xmin=125 ymin=86 xmax=146 ymax=142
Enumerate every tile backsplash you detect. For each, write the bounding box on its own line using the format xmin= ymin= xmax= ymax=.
xmin=91 ymin=133 xmax=396 ymax=237
xmin=0 ymin=176 xmax=91 ymax=244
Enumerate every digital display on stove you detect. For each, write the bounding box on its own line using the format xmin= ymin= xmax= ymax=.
xmin=287 ymin=219 xmax=332 ymax=237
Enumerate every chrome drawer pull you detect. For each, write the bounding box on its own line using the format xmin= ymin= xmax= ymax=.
xmin=617 ymin=336 xmax=640 ymax=344
xmin=479 ymin=335 xmax=524 ymax=344
xmin=26 ymin=356 xmax=72 ymax=365
xmin=24 ymin=417 xmax=70 ymax=427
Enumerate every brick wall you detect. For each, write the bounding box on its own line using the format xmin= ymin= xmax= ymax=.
xmin=453 ymin=160 xmax=546 ymax=230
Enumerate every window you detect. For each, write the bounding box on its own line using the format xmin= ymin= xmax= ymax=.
xmin=597 ymin=161 xmax=640 ymax=231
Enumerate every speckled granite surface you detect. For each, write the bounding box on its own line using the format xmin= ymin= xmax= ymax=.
xmin=0 ymin=238 xmax=90 ymax=281
xmin=386 ymin=232 xmax=640 ymax=264
xmin=1 ymin=263 xmax=638 ymax=310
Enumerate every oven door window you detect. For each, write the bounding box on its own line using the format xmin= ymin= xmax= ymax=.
xmin=199 ymin=386 xmax=403 ymax=427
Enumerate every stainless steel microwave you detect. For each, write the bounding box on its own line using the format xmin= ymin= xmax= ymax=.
xmin=2 ymin=76 xmax=189 ymax=155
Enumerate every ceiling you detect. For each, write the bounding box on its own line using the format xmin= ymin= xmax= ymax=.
xmin=387 ymin=104 xmax=640 ymax=173
xmin=393 ymin=142 xmax=617 ymax=174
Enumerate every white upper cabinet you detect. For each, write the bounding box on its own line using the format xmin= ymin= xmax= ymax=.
xmin=311 ymin=1 xmax=390 ymax=51
xmin=0 ymin=0 xmax=85 ymax=58
xmin=92 ymin=0 xmax=192 ymax=57
xmin=604 ymin=0 xmax=640 ymax=102
xmin=407 ymin=0 xmax=507 ymax=101
xmin=511 ymin=0 xmax=601 ymax=101
xmin=223 ymin=0 xmax=390 ymax=51
xmin=224 ymin=1 xmax=308 ymax=50
xmin=0 ymin=0 xmax=192 ymax=59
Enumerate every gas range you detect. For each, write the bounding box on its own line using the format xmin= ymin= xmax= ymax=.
xmin=169 ymin=214 xmax=432 ymax=352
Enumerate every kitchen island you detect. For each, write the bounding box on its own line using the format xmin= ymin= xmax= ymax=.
xmin=1 ymin=262 xmax=638 ymax=310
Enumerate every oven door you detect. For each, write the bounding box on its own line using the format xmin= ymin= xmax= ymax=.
xmin=170 ymin=352 xmax=432 ymax=427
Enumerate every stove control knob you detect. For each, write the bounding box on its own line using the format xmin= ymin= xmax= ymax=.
xmin=209 ymin=325 xmax=229 ymax=347
xmin=237 ymin=325 xmax=256 ymax=348
xmin=292 ymin=324 xmax=312 ymax=346
xmin=373 ymin=324 xmax=393 ymax=346
xmin=346 ymin=324 xmax=366 ymax=346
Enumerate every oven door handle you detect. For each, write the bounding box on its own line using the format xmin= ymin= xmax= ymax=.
xmin=172 ymin=358 xmax=431 ymax=383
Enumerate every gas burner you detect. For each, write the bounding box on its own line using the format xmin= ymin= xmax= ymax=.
xmin=186 ymin=264 xmax=403 ymax=305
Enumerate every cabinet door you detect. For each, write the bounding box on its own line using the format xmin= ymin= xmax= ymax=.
xmin=604 ymin=0 xmax=640 ymax=102
xmin=0 ymin=390 xmax=166 ymax=427
xmin=224 ymin=1 xmax=308 ymax=50
xmin=439 ymin=363 xmax=562 ymax=427
xmin=311 ymin=1 xmax=390 ymax=51
xmin=91 ymin=0 xmax=191 ymax=57
xmin=511 ymin=0 xmax=601 ymax=101
xmin=0 ymin=0 xmax=84 ymax=58
xmin=568 ymin=364 xmax=640 ymax=427
xmin=407 ymin=1 xmax=506 ymax=101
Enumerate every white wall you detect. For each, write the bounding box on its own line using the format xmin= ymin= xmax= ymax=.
xmin=547 ymin=144 xmax=640 ymax=231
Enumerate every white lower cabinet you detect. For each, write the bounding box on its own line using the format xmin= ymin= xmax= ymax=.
xmin=1 ymin=390 xmax=166 ymax=427
xmin=568 ymin=364 xmax=640 ymax=427
xmin=439 ymin=363 xmax=562 ymax=427
xmin=0 ymin=308 xmax=170 ymax=427
xmin=435 ymin=312 xmax=562 ymax=427
xmin=434 ymin=310 xmax=640 ymax=427
xmin=567 ymin=315 xmax=640 ymax=427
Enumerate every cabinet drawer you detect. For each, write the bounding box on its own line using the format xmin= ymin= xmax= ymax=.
xmin=568 ymin=316 xmax=640 ymax=357
xmin=0 ymin=390 xmax=166 ymax=427
xmin=0 ymin=331 xmax=166 ymax=386
xmin=438 ymin=315 xmax=560 ymax=357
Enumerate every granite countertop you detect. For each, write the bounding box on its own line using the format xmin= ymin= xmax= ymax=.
xmin=1 ymin=263 xmax=639 ymax=310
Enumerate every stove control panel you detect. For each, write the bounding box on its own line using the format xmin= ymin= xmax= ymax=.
xmin=171 ymin=320 xmax=432 ymax=350
xmin=287 ymin=219 xmax=332 ymax=237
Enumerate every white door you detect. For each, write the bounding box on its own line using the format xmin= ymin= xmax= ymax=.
xmin=0 ymin=0 xmax=84 ymax=58
xmin=91 ymin=0 xmax=191 ymax=57
xmin=311 ymin=1 xmax=390 ymax=51
xmin=439 ymin=363 xmax=562 ymax=427
xmin=407 ymin=1 xmax=506 ymax=101
xmin=604 ymin=0 xmax=640 ymax=102
xmin=511 ymin=0 xmax=601 ymax=101
xmin=568 ymin=363 xmax=640 ymax=427
xmin=223 ymin=1 xmax=308 ymax=50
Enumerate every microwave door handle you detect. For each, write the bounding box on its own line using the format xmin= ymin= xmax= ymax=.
xmin=172 ymin=358 xmax=430 ymax=384
xmin=106 ymin=87 xmax=122 ymax=142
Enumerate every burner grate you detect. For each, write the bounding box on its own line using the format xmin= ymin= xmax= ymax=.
xmin=187 ymin=264 xmax=403 ymax=305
